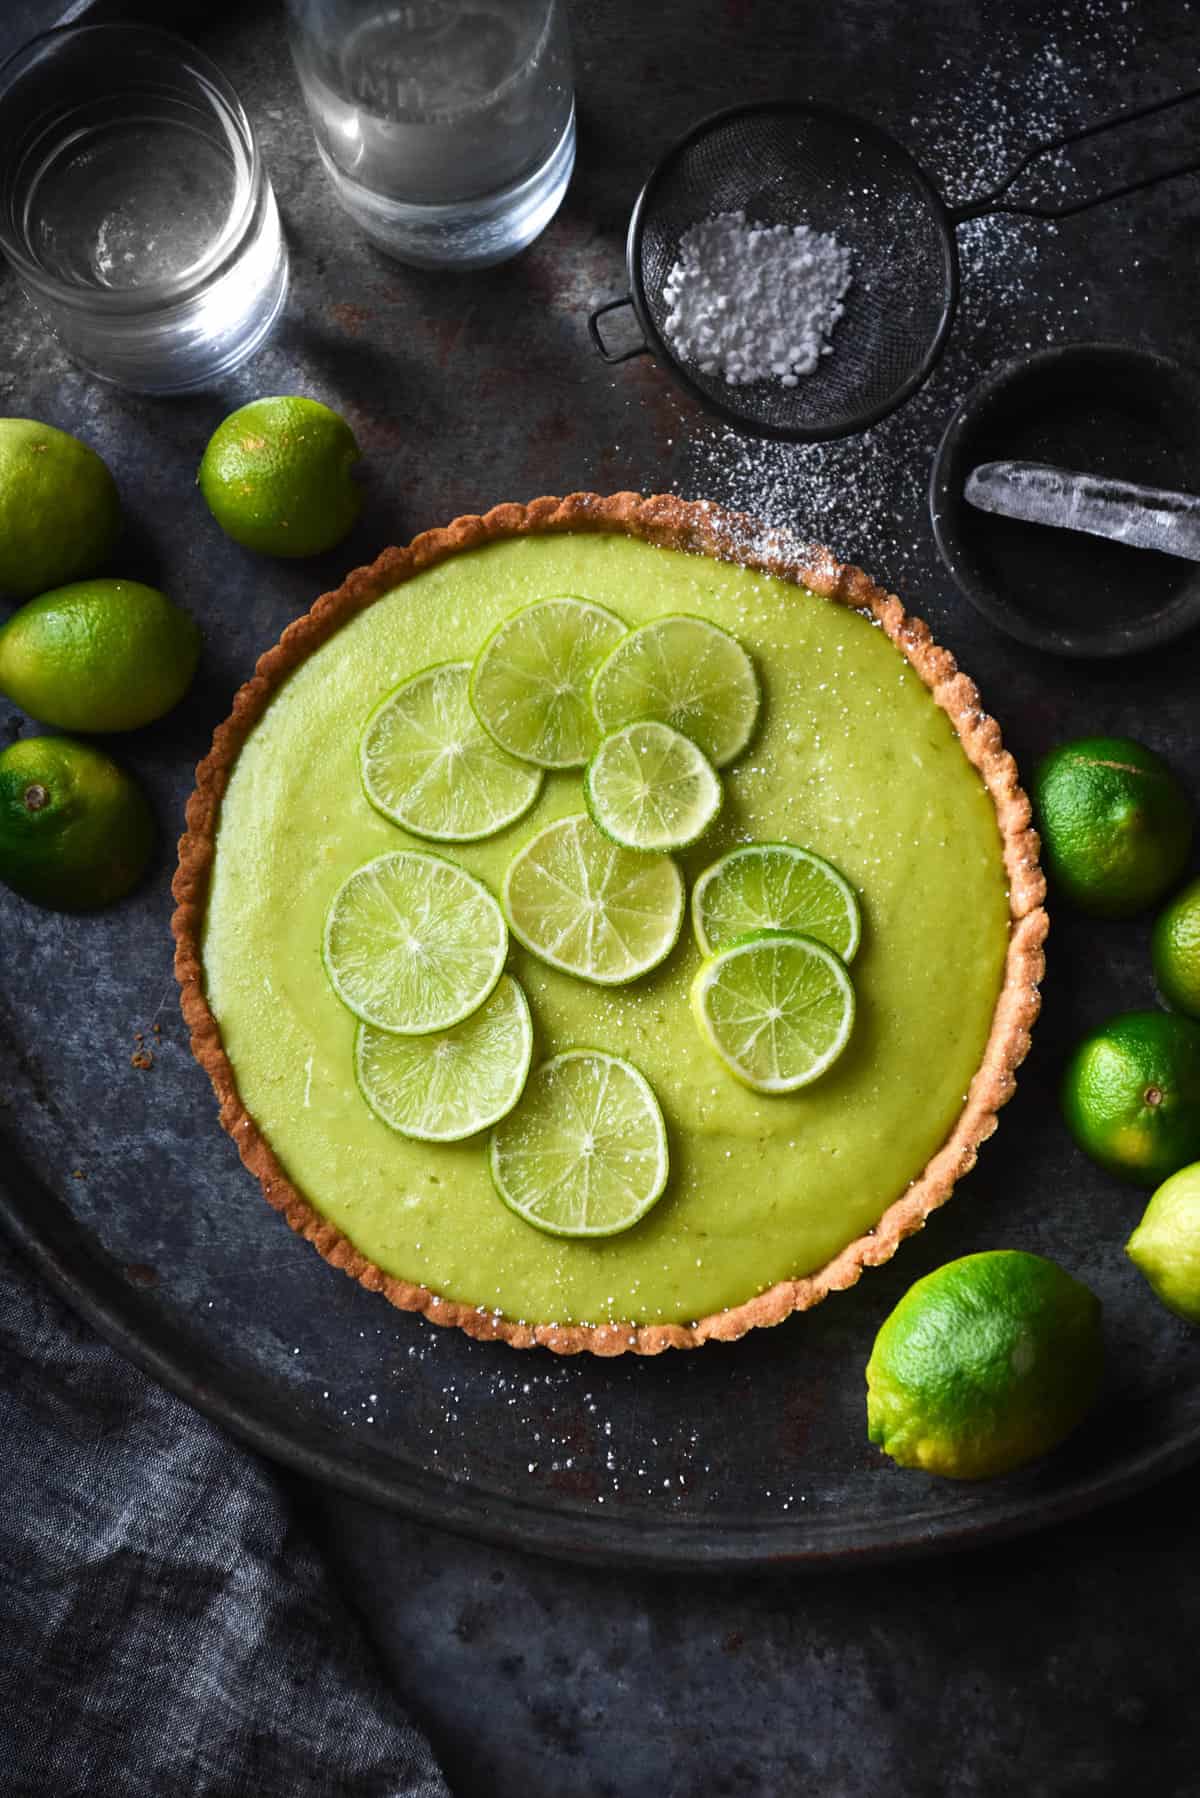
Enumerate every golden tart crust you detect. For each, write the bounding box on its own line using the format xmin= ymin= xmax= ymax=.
xmin=172 ymin=492 xmax=1047 ymax=1357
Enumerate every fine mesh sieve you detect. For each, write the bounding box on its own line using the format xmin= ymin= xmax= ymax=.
xmin=589 ymin=94 xmax=1200 ymax=443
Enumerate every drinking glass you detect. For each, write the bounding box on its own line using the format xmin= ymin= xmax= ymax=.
xmin=0 ymin=24 xmax=289 ymax=394
xmin=286 ymin=0 xmax=575 ymax=269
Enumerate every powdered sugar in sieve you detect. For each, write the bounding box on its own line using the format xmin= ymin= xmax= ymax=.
xmin=661 ymin=209 xmax=853 ymax=388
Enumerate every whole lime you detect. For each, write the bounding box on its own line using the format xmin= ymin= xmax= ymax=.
xmin=1032 ymin=735 xmax=1192 ymax=917
xmin=198 ymin=396 xmax=362 ymax=557
xmin=0 ymin=579 xmax=200 ymax=733
xmin=0 ymin=735 xmax=154 ymax=910
xmin=1061 ymin=1009 xmax=1200 ymax=1187
xmin=0 ymin=418 xmax=121 ymax=599
xmin=1152 ymin=876 xmax=1200 ymax=1020
xmin=1126 ymin=1162 xmax=1200 ymax=1325
xmin=866 ymin=1250 xmax=1103 ymax=1480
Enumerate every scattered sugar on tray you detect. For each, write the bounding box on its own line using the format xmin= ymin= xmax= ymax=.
xmin=661 ymin=14 xmax=1136 ymax=590
xmin=662 ymin=209 xmax=852 ymax=387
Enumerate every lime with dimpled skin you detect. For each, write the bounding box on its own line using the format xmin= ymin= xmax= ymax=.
xmin=198 ymin=396 xmax=362 ymax=558
xmin=0 ymin=418 xmax=121 ymax=600
xmin=0 ymin=578 xmax=200 ymax=733
xmin=0 ymin=735 xmax=154 ymax=911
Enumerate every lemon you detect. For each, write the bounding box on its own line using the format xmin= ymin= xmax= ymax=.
xmin=0 ymin=419 xmax=121 ymax=600
xmin=866 ymin=1250 xmax=1104 ymax=1480
xmin=198 ymin=397 xmax=362 ymax=557
xmin=1152 ymin=876 xmax=1200 ymax=1020
xmin=1061 ymin=1009 xmax=1200 ymax=1187
xmin=1032 ymin=735 xmax=1192 ymax=917
xmin=0 ymin=579 xmax=200 ymax=733
xmin=0 ymin=735 xmax=153 ymax=911
xmin=1126 ymin=1162 xmax=1200 ymax=1325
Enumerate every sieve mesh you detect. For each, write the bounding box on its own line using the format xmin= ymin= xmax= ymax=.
xmin=628 ymin=103 xmax=959 ymax=441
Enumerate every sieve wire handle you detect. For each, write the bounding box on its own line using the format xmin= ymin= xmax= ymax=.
xmin=950 ymin=84 xmax=1200 ymax=223
xmin=588 ymin=296 xmax=651 ymax=362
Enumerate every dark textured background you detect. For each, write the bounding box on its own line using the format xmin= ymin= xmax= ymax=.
xmin=3 ymin=0 xmax=1200 ymax=1790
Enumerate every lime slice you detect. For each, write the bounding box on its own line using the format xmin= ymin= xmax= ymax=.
xmin=323 ymin=850 xmax=507 ymax=1034
xmin=691 ymin=842 xmax=861 ymax=961
xmin=503 ymin=813 xmax=684 ymax=985
xmin=470 ymin=596 xmax=627 ymax=769
xmin=691 ymin=930 xmax=855 ymax=1093
xmin=590 ymin=613 xmax=760 ymax=768
xmin=356 ymin=974 xmax=533 ymax=1141
xmin=360 ymin=661 xmax=542 ymax=842
xmin=489 ymin=1049 xmax=670 ymax=1238
xmin=585 ymin=719 xmax=723 ymax=852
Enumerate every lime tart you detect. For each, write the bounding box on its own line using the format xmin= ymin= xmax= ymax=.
xmin=173 ymin=494 xmax=1046 ymax=1355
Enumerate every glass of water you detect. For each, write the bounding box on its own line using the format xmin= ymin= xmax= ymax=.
xmin=286 ymin=0 xmax=575 ymax=269
xmin=0 ymin=24 xmax=289 ymax=394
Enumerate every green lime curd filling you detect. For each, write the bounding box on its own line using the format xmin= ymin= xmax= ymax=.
xmin=202 ymin=533 xmax=1009 ymax=1327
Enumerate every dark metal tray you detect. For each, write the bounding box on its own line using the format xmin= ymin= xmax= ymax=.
xmin=3 ymin=659 xmax=1199 ymax=1570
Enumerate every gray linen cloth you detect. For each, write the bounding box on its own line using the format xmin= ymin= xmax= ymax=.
xmin=0 ymin=1227 xmax=451 ymax=1798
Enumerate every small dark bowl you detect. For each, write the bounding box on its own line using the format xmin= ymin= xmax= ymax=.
xmin=930 ymin=342 xmax=1200 ymax=658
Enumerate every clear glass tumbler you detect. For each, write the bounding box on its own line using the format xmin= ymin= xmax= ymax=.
xmin=286 ymin=0 xmax=575 ymax=269
xmin=0 ymin=24 xmax=289 ymax=394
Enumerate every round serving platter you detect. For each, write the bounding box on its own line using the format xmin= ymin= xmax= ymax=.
xmin=2 ymin=744 xmax=1198 ymax=1568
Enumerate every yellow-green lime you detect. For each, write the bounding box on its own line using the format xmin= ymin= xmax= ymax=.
xmin=590 ymin=613 xmax=760 ymax=768
xmin=1151 ymin=876 xmax=1200 ymax=1019
xmin=502 ymin=813 xmax=684 ymax=984
xmin=323 ymin=850 xmax=507 ymax=1034
xmin=1032 ymin=735 xmax=1193 ymax=917
xmin=489 ymin=1049 xmax=669 ymax=1238
xmin=360 ymin=661 xmax=542 ymax=842
xmin=866 ymin=1250 xmax=1104 ymax=1480
xmin=1061 ymin=1009 xmax=1200 ymax=1187
xmin=356 ymin=974 xmax=533 ymax=1142
xmin=0 ymin=419 xmax=121 ymax=599
xmin=690 ymin=929 xmax=855 ymax=1093
xmin=584 ymin=719 xmax=722 ymax=852
xmin=470 ymin=596 xmax=626 ymax=768
xmin=0 ymin=735 xmax=153 ymax=911
xmin=691 ymin=841 xmax=861 ymax=961
xmin=198 ymin=396 xmax=362 ymax=557
xmin=0 ymin=579 xmax=200 ymax=732
xmin=1126 ymin=1161 xmax=1200 ymax=1325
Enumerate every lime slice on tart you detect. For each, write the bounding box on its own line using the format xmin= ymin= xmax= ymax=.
xmin=503 ymin=813 xmax=684 ymax=985
xmin=489 ymin=1049 xmax=670 ymax=1238
xmin=692 ymin=842 xmax=862 ymax=961
xmin=356 ymin=974 xmax=533 ymax=1141
xmin=360 ymin=661 xmax=542 ymax=842
xmin=324 ymin=850 xmax=508 ymax=1033
xmin=470 ymin=596 xmax=627 ymax=768
xmin=691 ymin=930 xmax=855 ymax=1093
xmin=590 ymin=613 xmax=760 ymax=768
xmin=585 ymin=719 xmax=723 ymax=852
